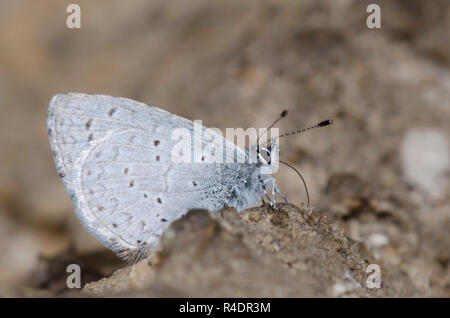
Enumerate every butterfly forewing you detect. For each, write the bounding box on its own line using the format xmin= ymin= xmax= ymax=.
xmin=47 ymin=93 xmax=243 ymax=262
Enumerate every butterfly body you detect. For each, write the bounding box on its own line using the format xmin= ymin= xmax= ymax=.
xmin=47 ymin=93 xmax=275 ymax=262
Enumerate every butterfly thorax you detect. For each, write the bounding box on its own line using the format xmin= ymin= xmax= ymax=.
xmin=223 ymin=162 xmax=272 ymax=211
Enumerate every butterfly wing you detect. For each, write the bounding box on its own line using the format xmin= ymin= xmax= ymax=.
xmin=47 ymin=93 xmax=244 ymax=262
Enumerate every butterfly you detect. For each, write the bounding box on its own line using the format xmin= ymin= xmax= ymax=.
xmin=47 ymin=93 xmax=331 ymax=262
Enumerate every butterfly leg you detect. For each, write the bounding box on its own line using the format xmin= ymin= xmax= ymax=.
xmin=269 ymin=179 xmax=289 ymax=208
xmin=266 ymin=178 xmax=279 ymax=209
xmin=274 ymin=183 xmax=288 ymax=202
xmin=262 ymin=177 xmax=285 ymax=209
xmin=261 ymin=182 xmax=271 ymax=206
xmin=271 ymin=182 xmax=277 ymax=207
xmin=260 ymin=177 xmax=274 ymax=208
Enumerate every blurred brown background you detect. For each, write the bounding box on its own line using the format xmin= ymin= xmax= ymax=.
xmin=0 ymin=0 xmax=449 ymax=296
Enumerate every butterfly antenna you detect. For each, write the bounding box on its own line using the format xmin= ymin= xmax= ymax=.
xmin=265 ymin=119 xmax=333 ymax=146
xmin=256 ymin=110 xmax=288 ymax=153
xmin=280 ymin=160 xmax=310 ymax=207
xmin=279 ymin=119 xmax=333 ymax=139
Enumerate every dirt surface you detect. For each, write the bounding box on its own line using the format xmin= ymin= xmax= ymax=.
xmin=0 ymin=0 xmax=449 ymax=297
xmin=83 ymin=205 xmax=417 ymax=297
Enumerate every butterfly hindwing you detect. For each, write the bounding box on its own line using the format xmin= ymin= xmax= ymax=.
xmin=47 ymin=93 xmax=244 ymax=262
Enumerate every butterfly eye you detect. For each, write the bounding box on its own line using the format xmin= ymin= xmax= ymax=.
xmin=257 ymin=146 xmax=271 ymax=161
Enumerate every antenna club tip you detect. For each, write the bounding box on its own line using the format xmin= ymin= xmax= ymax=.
xmin=318 ymin=119 xmax=333 ymax=127
xmin=281 ymin=110 xmax=288 ymax=117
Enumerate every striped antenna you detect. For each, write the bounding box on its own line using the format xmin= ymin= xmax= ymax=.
xmin=263 ymin=119 xmax=333 ymax=146
xmin=256 ymin=110 xmax=288 ymax=153
xmin=278 ymin=119 xmax=333 ymax=139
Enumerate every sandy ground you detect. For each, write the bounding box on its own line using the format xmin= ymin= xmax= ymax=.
xmin=0 ymin=0 xmax=449 ymax=296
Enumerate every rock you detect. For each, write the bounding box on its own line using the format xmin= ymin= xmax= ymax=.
xmin=83 ymin=204 xmax=419 ymax=297
xmin=401 ymin=128 xmax=449 ymax=199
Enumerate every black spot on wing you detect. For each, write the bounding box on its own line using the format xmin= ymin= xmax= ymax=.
xmin=85 ymin=118 xmax=92 ymax=130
